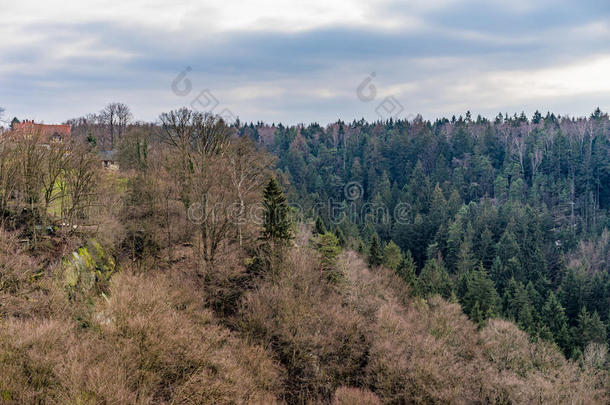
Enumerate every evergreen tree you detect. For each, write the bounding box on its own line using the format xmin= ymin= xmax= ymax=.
xmin=314 ymin=216 xmax=326 ymax=235
xmin=87 ymin=133 xmax=97 ymax=147
xmin=477 ymin=227 xmax=496 ymax=269
xmin=445 ymin=218 xmax=463 ymax=272
xmin=503 ymin=278 xmax=535 ymax=333
xmin=575 ymin=308 xmax=607 ymax=349
xmin=497 ymin=228 xmax=520 ymax=275
xmin=457 ymin=263 xmax=500 ymax=326
xmin=416 ymin=257 xmax=453 ymax=298
xmin=334 ymin=227 xmax=347 ymax=247
xmin=314 ymin=232 xmax=343 ymax=283
xmin=456 ymin=237 xmax=476 ymax=275
xmin=541 ymin=291 xmax=570 ymax=352
xmin=368 ymin=233 xmax=383 ymax=267
xmin=261 ymin=178 xmax=293 ymax=243
xmin=397 ymin=250 xmax=417 ymax=287
xmin=382 ymin=240 xmax=403 ymax=270
xmin=489 ymin=256 xmax=505 ymax=292
xmin=559 ymin=267 xmax=589 ymax=326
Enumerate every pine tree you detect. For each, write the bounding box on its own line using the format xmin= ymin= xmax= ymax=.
xmin=503 ymin=278 xmax=535 ymax=333
xmin=456 ymin=237 xmax=476 ymax=275
xmin=382 ymin=240 xmax=403 ymax=270
xmin=477 ymin=227 xmax=496 ymax=269
xmin=368 ymin=234 xmax=383 ymax=267
xmin=559 ymin=267 xmax=588 ymax=326
xmin=10 ymin=117 xmax=19 ymax=130
xmin=261 ymin=178 xmax=293 ymax=243
xmin=314 ymin=232 xmax=342 ymax=283
xmin=490 ymin=256 xmax=506 ymax=292
xmin=497 ymin=228 xmax=520 ymax=274
xmin=397 ymin=250 xmax=417 ymax=287
xmin=334 ymin=227 xmax=347 ymax=247
xmin=541 ymin=291 xmax=570 ymax=352
xmin=575 ymin=308 xmax=607 ymax=349
xmin=314 ymin=216 xmax=326 ymax=235
xmin=416 ymin=257 xmax=453 ymax=298
xmin=445 ymin=218 xmax=463 ymax=272
xmin=457 ymin=263 xmax=500 ymax=326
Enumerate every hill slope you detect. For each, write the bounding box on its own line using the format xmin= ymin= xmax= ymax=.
xmin=0 ymin=228 xmax=607 ymax=404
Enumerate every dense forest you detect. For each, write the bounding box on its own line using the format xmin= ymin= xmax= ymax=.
xmin=0 ymin=106 xmax=608 ymax=403
xmin=243 ymin=109 xmax=610 ymax=359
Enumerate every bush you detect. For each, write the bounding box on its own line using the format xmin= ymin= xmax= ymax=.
xmin=0 ymin=270 xmax=281 ymax=404
xmin=240 ymin=248 xmax=369 ymax=403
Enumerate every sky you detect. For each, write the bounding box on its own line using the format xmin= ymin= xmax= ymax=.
xmin=1 ymin=0 xmax=610 ymax=125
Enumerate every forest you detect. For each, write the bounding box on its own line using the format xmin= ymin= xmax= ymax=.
xmin=0 ymin=106 xmax=608 ymax=403
xmin=249 ymin=109 xmax=610 ymax=359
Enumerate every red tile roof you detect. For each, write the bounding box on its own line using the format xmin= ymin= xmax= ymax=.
xmin=11 ymin=120 xmax=71 ymax=143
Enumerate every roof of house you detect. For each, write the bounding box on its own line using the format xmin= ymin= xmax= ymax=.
xmin=12 ymin=120 xmax=71 ymax=140
xmin=99 ymin=150 xmax=117 ymax=161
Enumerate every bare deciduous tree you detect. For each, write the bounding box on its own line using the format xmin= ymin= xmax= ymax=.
xmin=60 ymin=144 xmax=100 ymax=226
xmin=227 ymin=137 xmax=274 ymax=246
xmin=0 ymin=135 xmax=18 ymax=224
xmin=159 ymin=109 xmax=232 ymax=210
xmin=41 ymin=141 xmax=70 ymax=219
xmin=100 ymin=102 xmax=132 ymax=150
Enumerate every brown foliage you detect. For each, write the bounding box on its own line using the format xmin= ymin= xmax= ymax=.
xmin=240 ymin=248 xmax=370 ymax=403
xmin=0 ymin=267 xmax=281 ymax=404
xmin=239 ymin=249 xmax=608 ymax=404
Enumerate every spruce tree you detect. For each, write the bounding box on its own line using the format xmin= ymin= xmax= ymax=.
xmin=503 ymin=278 xmax=535 ymax=333
xmin=261 ymin=178 xmax=293 ymax=243
xmin=314 ymin=216 xmax=326 ymax=235
xmin=382 ymin=240 xmax=403 ymax=270
xmin=397 ymin=250 xmax=417 ymax=287
xmin=575 ymin=308 xmax=607 ymax=349
xmin=314 ymin=232 xmax=342 ymax=283
xmin=559 ymin=267 xmax=588 ymax=326
xmin=477 ymin=227 xmax=496 ymax=269
xmin=368 ymin=234 xmax=383 ymax=267
xmin=541 ymin=291 xmax=570 ymax=352
xmin=416 ymin=257 xmax=453 ymax=298
xmin=458 ymin=263 xmax=500 ymax=325
xmin=334 ymin=227 xmax=347 ymax=247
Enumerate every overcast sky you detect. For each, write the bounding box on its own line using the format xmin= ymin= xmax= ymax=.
xmin=1 ymin=0 xmax=610 ymax=125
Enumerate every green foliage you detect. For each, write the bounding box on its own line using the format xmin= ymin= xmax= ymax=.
xmin=314 ymin=232 xmax=343 ymax=283
xmin=63 ymin=240 xmax=116 ymax=299
xmin=314 ymin=216 xmax=326 ymax=235
xmin=252 ymin=111 xmax=610 ymax=356
xmin=575 ymin=307 xmax=607 ymax=349
xmin=457 ymin=263 xmax=500 ymax=326
xmin=334 ymin=227 xmax=347 ymax=247
xmin=397 ymin=250 xmax=417 ymax=287
xmin=416 ymin=257 xmax=453 ymax=299
xmin=503 ymin=278 xmax=535 ymax=333
xmin=368 ymin=233 xmax=383 ymax=267
xmin=86 ymin=133 xmax=97 ymax=147
xmin=261 ymin=177 xmax=293 ymax=243
xmin=541 ymin=291 xmax=570 ymax=352
xmin=382 ymin=240 xmax=403 ymax=270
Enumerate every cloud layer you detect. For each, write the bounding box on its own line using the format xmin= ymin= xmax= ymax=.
xmin=1 ymin=0 xmax=610 ymax=124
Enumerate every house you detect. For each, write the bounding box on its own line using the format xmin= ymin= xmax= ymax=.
xmin=99 ymin=150 xmax=118 ymax=170
xmin=11 ymin=120 xmax=71 ymax=144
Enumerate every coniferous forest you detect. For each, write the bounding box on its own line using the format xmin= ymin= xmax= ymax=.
xmin=243 ymin=109 xmax=610 ymax=359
